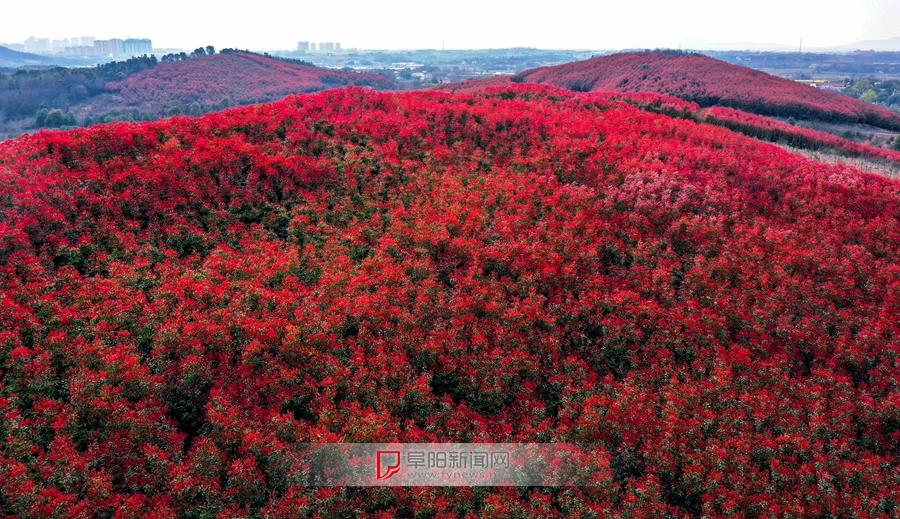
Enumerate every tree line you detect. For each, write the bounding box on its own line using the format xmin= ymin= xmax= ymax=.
xmin=161 ymin=46 xmax=216 ymax=62
xmin=0 ymin=55 xmax=157 ymax=122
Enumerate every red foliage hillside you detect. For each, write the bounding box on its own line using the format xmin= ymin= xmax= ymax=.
xmin=106 ymin=51 xmax=392 ymax=107
xmin=441 ymin=52 xmax=900 ymax=130
xmin=2 ymin=85 xmax=900 ymax=517
xmin=701 ymin=106 xmax=900 ymax=163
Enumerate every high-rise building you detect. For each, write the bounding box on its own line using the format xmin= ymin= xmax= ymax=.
xmin=24 ymin=37 xmax=50 ymax=53
xmin=123 ymin=38 xmax=152 ymax=56
xmin=70 ymin=37 xmax=80 ymax=47
xmin=310 ymin=42 xmax=316 ymax=52
xmin=94 ymin=38 xmax=124 ymax=57
xmin=320 ymin=42 xmax=335 ymax=52
xmin=81 ymin=37 xmax=95 ymax=47
xmin=335 ymin=42 xmax=341 ymax=51
xmin=51 ymin=39 xmax=70 ymax=52
xmin=298 ymin=41 xmax=310 ymax=52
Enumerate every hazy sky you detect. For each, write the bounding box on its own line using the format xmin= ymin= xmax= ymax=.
xmin=2 ymin=0 xmax=899 ymax=50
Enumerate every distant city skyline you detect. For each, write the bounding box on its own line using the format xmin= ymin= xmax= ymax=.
xmin=1 ymin=0 xmax=899 ymax=51
xmin=1 ymin=36 xmax=152 ymax=58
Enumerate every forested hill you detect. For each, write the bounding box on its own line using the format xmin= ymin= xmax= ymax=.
xmin=104 ymin=51 xmax=393 ymax=110
xmin=0 ymin=50 xmax=393 ymax=139
xmin=438 ymin=51 xmax=900 ymax=130
xmin=0 ymin=55 xmax=158 ymax=121
xmin=1 ymin=85 xmax=899 ymax=516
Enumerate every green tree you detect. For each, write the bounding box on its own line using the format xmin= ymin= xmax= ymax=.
xmin=45 ymin=108 xmax=64 ymax=128
xmin=206 ymin=46 xmax=215 ymax=55
xmin=69 ymin=84 xmax=89 ymax=101
xmin=853 ymin=78 xmax=876 ymax=92
xmin=35 ymin=108 xmax=49 ymax=127
xmin=861 ymin=90 xmax=879 ymax=103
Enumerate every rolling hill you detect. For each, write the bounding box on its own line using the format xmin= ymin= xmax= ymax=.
xmin=1 ymin=84 xmax=899 ymax=517
xmin=0 ymin=56 xmax=158 ymax=123
xmin=439 ymin=51 xmax=900 ymax=130
xmin=104 ymin=51 xmax=392 ymax=110
xmin=0 ymin=51 xmax=394 ymax=140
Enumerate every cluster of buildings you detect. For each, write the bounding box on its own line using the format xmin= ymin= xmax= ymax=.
xmin=298 ymin=41 xmax=342 ymax=53
xmin=795 ymin=79 xmax=847 ymax=92
xmin=1 ymin=37 xmax=152 ymax=58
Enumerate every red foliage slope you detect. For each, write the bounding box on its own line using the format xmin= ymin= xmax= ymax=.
xmin=106 ymin=51 xmax=392 ymax=107
xmin=701 ymin=106 xmax=900 ymax=163
xmin=440 ymin=79 xmax=900 ymax=165
xmin=2 ymin=85 xmax=900 ymax=517
xmin=441 ymin=52 xmax=900 ymax=130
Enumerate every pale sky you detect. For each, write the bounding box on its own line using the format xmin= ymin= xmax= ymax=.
xmin=1 ymin=0 xmax=898 ymax=51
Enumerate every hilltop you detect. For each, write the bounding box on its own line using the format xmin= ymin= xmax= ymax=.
xmin=438 ymin=51 xmax=900 ymax=130
xmin=1 ymin=85 xmax=899 ymax=517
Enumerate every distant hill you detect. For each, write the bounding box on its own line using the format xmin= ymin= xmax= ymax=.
xmin=808 ymin=37 xmax=900 ymax=53
xmin=0 ymin=46 xmax=100 ymax=68
xmin=105 ymin=51 xmax=393 ymax=110
xmin=0 ymin=46 xmax=56 ymax=68
xmin=437 ymin=51 xmax=900 ymax=130
xmin=672 ymin=37 xmax=900 ymax=53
